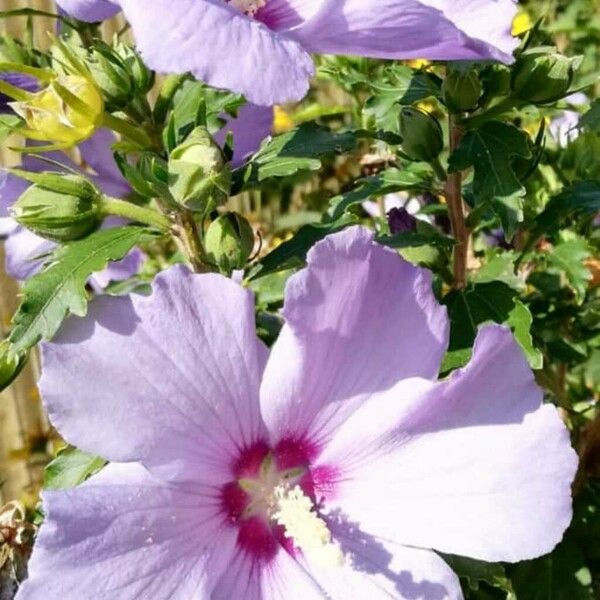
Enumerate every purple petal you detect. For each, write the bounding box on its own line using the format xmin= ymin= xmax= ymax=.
xmin=5 ymin=226 xmax=55 ymax=280
xmin=117 ymin=0 xmax=314 ymax=105
xmin=293 ymin=0 xmax=518 ymax=63
xmin=299 ymin=539 xmax=462 ymax=600
xmin=39 ymin=266 xmax=269 ymax=483
xmin=54 ymin=0 xmax=120 ymax=21
xmin=256 ymin=0 xmax=318 ymax=31
xmin=214 ymin=103 xmax=273 ymax=167
xmin=18 ymin=463 xmax=236 ymax=600
xmin=317 ymin=325 xmax=577 ymax=562
xmin=78 ymin=129 xmax=131 ymax=198
xmin=0 ymin=170 xmax=29 ymax=219
xmin=260 ymin=225 xmax=449 ymax=447
xmin=0 ymin=73 xmax=39 ymax=113
xmin=89 ymin=247 xmax=144 ymax=288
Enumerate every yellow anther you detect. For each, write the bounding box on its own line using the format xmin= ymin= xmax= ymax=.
xmin=272 ymin=485 xmax=344 ymax=568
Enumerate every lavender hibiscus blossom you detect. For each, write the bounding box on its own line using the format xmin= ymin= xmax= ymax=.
xmin=0 ymin=129 xmax=141 ymax=283
xmin=19 ymin=226 xmax=576 ymax=599
xmin=55 ymin=0 xmax=520 ymax=105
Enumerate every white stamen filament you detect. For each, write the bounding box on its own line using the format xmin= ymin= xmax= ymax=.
xmin=272 ymin=485 xmax=345 ymax=568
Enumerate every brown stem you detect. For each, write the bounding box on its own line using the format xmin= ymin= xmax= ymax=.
xmin=173 ymin=210 xmax=210 ymax=273
xmin=445 ymin=114 xmax=469 ymax=289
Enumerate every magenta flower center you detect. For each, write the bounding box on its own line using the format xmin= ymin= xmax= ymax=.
xmin=221 ymin=439 xmax=342 ymax=565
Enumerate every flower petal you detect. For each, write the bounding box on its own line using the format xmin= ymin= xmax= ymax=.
xmin=55 ymin=0 xmax=120 ymax=21
xmin=301 ymin=532 xmax=463 ymax=600
xmin=40 ymin=266 xmax=269 ymax=483
xmin=293 ymin=0 xmax=518 ymax=63
xmin=17 ymin=463 xmax=236 ymax=600
xmin=78 ymin=129 xmax=131 ymax=198
xmin=260 ymin=225 xmax=449 ymax=448
xmin=317 ymin=325 xmax=577 ymax=562
xmin=117 ymin=0 xmax=314 ymax=105
xmin=5 ymin=226 xmax=54 ymax=280
xmin=0 ymin=170 xmax=28 ymax=219
xmin=211 ymin=548 xmax=325 ymax=599
xmin=89 ymin=247 xmax=144 ymax=288
xmin=213 ymin=103 xmax=274 ymax=167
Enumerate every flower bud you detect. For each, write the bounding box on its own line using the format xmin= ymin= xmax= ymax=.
xmin=11 ymin=174 xmax=103 ymax=241
xmin=442 ymin=70 xmax=482 ymax=112
xmin=399 ymin=107 xmax=443 ymax=163
xmin=168 ymin=127 xmax=231 ymax=213
xmin=511 ymin=48 xmax=579 ymax=104
xmin=115 ymin=42 xmax=154 ymax=95
xmin=205 ymin=212 xmax=255 ymax=273
xmin=388 ymin=207 xmax=417 ymax=234
xmin=89 ymin=43 xmax=134 ymax=109
xmin=0 ymin=341 xmax=25 ymax=392
xmin=9 ymin=75 xmax=103 ymax=145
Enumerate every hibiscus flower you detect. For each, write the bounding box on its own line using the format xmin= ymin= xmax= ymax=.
xmin=18 ymin=226 xmax=576 ymax=599
xmin=55 ymin=0 xmax=520 ymax=105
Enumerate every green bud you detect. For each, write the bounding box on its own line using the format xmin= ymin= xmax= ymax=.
xmin=0 ymin=341 xmax=26 ymax=392
xmin=89 ymin=42 xmax=134 ymax=109
xmin=511 ymin=47 xmax=580 ymax=104
xmin=442 ymin=70 xmax=482 ymax=112
xmin=11 ymin=174 xmax=103 ymax=242
xmin=399 ymin=107 xmax=444 ymax=163
xmin=205 ymin=212 xmax=255 ymax=273
xmin=168 ymin=127 xmax=231 ymax=213
xmin=115 ymin=41 xmax=154 ymax=95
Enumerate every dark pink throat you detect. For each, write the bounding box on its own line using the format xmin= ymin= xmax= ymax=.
xmin=220 ymin=437 xmax=338 ymax=562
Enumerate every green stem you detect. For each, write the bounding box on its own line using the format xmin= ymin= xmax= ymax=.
xmin=0 ymin=79 xmax=30 ymax=101
xmin=462 ymin=97 xmax=523 ymax=129
xmin=101 ymin=196 xmax=172 ymax=232
xmin=173 ymin=210 xmax=210 ymax=273
xmin=102 ymin=112 xmax=154 ymax=149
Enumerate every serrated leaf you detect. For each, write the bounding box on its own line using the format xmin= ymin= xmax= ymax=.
xmin=532 ymin=181 xmax=600 ymax=238
xmin=472 ymin=251 xmax=525 ymax=292
xmin=364 ymin=65 xmax=441 ymax=131
xmin=548 ymin=238 xmax=592 ymax=302
xmin=10 ymin=226 xmax=146 ymax=353
xmin=44 ymin=446 xmax=106 ymax=490
xmin=449 ymin=121 xmax=531 ymax=237
xmin=327 ymin=164 xmax=432 ymax=220
xmin=247 ymin=215 xmax=355 ymax=280
xmin=233 ymin=122 xmax=357 ymax=191
xmin=441 ymin=281 xmax=541 ymax=370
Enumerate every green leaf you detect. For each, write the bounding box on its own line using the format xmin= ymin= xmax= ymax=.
xmin=233 ymin=122 xmax=357 ymax=191
xmin=10 ymin=226 xmax=147 ymax=353
xmin=440 ymin=554 xmax=508 ymax=591
xmin=449 ymin=121 xmax=531 ymax=237
xmin=247 ymin=215 xmax=355 ymax=280
xmin=44 ymin=446 xmax=106 ymax=490
xmin=327 ymin=164 xmax=432 ymax=220
xmin=580 ymin=98 xmax=600 ymax=132
xmin=548 ymin=238 xmax=592 ymax=302
xmin=532 ymin=181 xmax=600 ymax=238
xmin=0 ymin=114 xmax=19 ymax=144
xmin=441 ymin=281 xmax=541 ymax=371
xmin=507 ymin=299 xmax=543 ymax=369
xmin=510 ymin=540 xmax=593 ymax=600
xmin=363 ymin=65 xmax=441 ymax=131
xmin=472 ymin=251 xmax=525 ymax=292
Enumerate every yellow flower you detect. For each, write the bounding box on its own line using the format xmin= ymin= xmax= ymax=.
xmin=10 ymin=75 xmax=104 ymax=147
xmin=273 ymin=105 xmax=294 ymax=134
xmin=512 ymin=11 xmax=532 ymax=36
